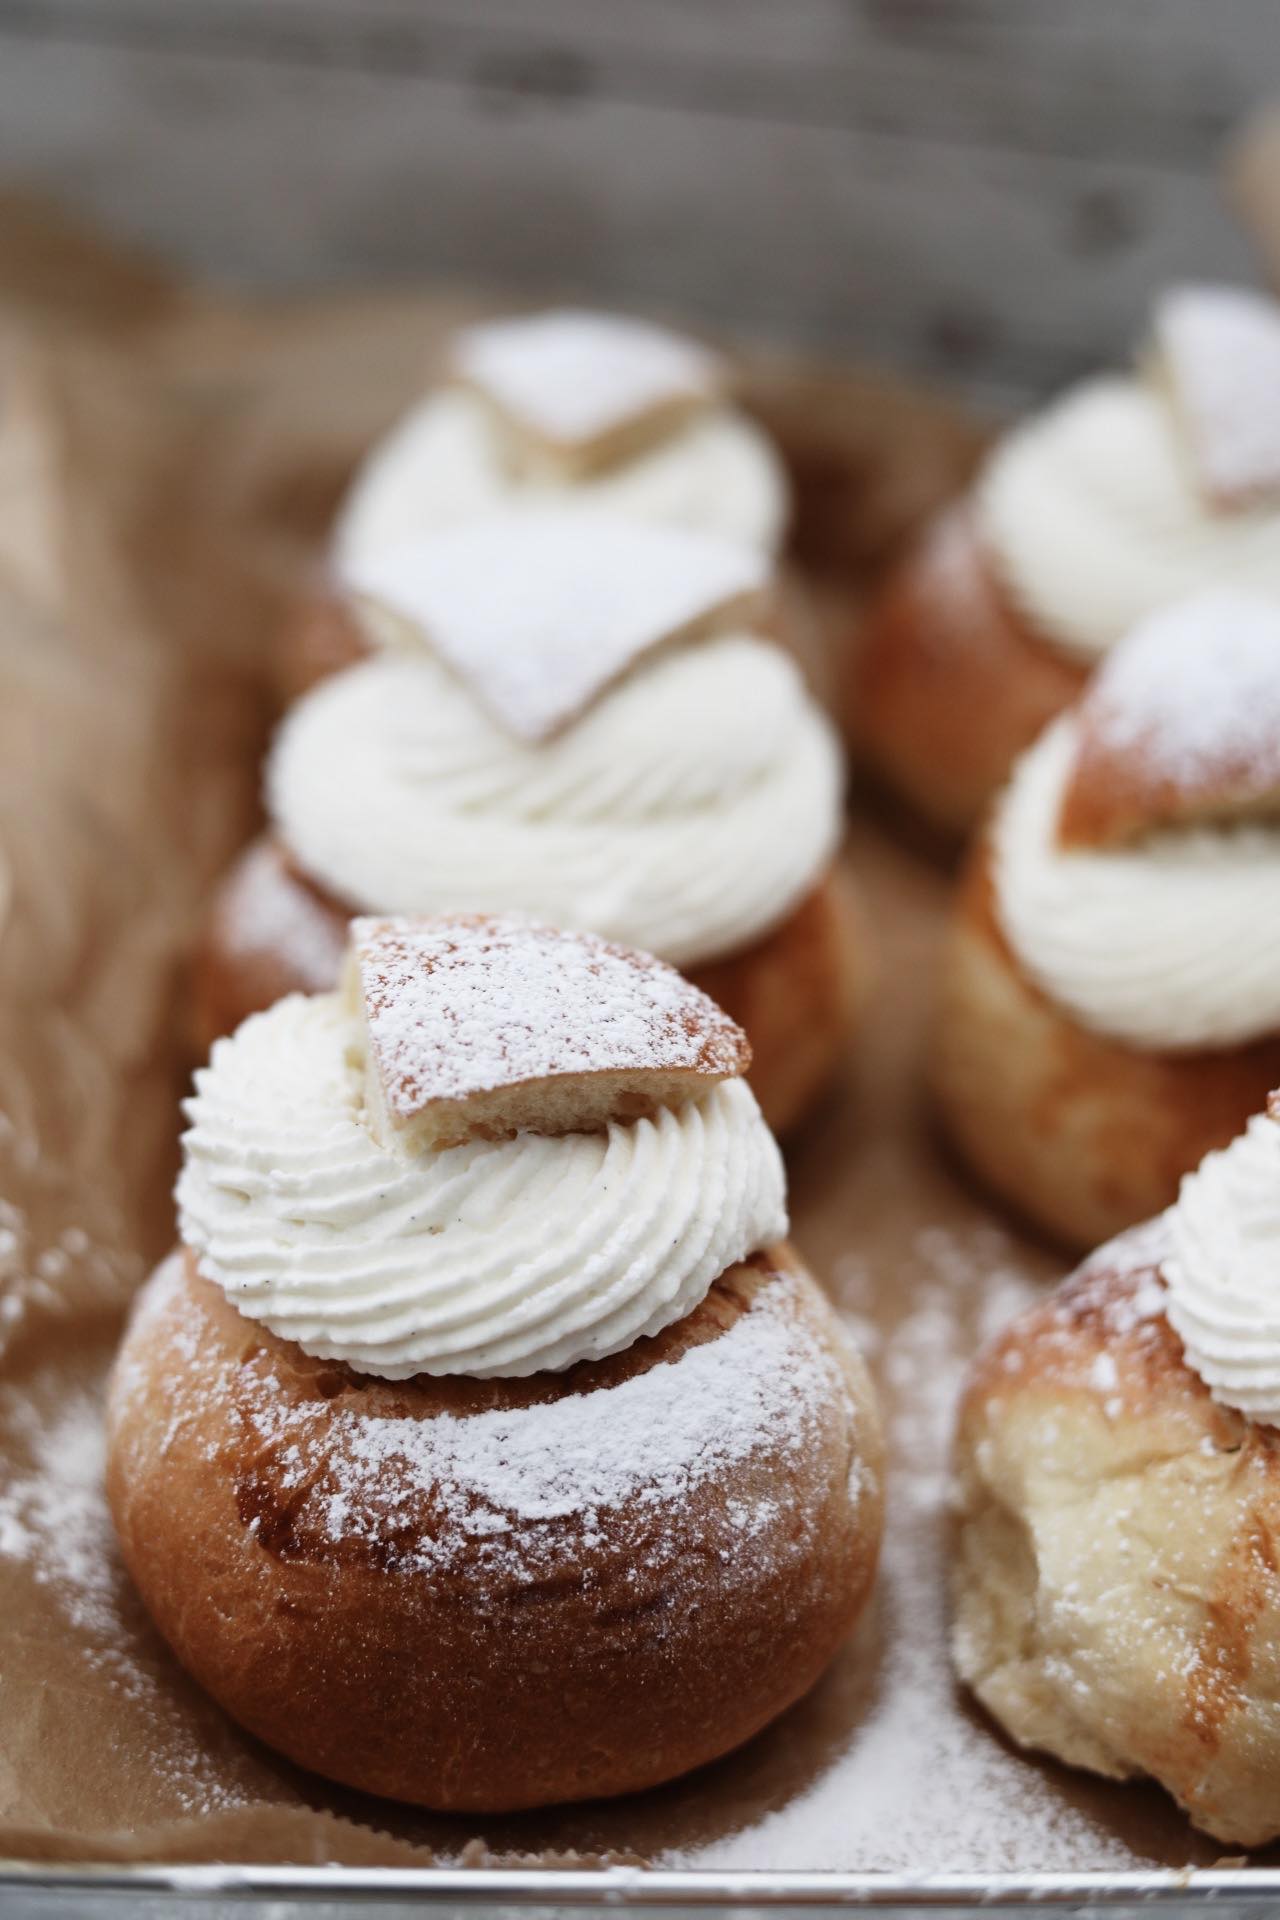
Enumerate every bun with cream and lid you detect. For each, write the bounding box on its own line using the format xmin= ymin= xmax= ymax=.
xmin=953 ymin=1099 xmax=1280 ymax=1846
xmin=200 ymin=506 xmax=862 ymax=1136
xmin=281 ymin=307 xmax=788 ymax=700
xmin=851 ymin=284 xmax=1280 ymax=834
xmin=934 ymin=591 xmax=1280 ymax=1250
xmin=110 ymin=916 xmax=883 ymax=1810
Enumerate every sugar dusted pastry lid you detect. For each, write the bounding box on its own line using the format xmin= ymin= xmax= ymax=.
xmin=1152 ymin=284 xmax=1280 ymax=510
xmin=452 ymin=308 xmax=722 ymax=477
xmin=349 ymin=912 xmax=752 ymax=1153
xmin=1057 ymin=590 xmax=1280 ymax=848
xmin=339 ymin=505 xmax=769 ymax=742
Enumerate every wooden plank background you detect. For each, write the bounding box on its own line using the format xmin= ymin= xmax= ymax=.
xmin=0 ymin=0 xmax=1276 ymax=402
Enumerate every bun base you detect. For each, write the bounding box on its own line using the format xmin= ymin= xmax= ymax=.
xmin=848 ymin=507 xmax=1084 ymax=838
xmin=932 ymin=840 xmax=1280 ymax=1250
xmin=954 ymin=1228 xmax=1280 ymax=1847
xmin=276 ymin=582 xmax=369 ymax=705
xmin=193 ymin=838 xmax=866 ymax=1136
xmin=107 ymin=1245 xmax=882 ymax=1813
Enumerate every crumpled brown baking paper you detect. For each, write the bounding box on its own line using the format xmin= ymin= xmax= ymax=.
xmin=0 ymin=200 xmax=1236 ymax=1872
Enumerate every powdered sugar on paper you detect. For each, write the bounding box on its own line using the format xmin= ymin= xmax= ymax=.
xmin=0 ymin=1375 xmax=250 ymax=1818
xmin=676 ymin=1224 xmax=1142 ymax=1873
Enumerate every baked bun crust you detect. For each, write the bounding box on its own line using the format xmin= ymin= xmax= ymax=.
xmin=932 ymin=838 xmax=1280 ymax=1250
xmin=848 ymin=507 xmax=1085 ymax=839
xmin=107 ymin=1245 xmax=883 ymax=1813
xmin=954 ymin=1225 xmax=1280 ymax=1847
xmin=192 ymin=838 xmax=865 ymax=1137
xmin=277 ymin=579 xmax=369 ymax=704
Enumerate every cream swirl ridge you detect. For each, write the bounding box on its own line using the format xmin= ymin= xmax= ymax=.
xmin=975 ymin=377 xmax=1280 ymax=665
xmin=176 ymin=992 xmax=788 ymax=1379
xmin=333 ymin=389 xmax=788 ymax=570
xmin=268 ymin=639 xmax=843 ymax=969
xmin=1164 ymin=1112 xmax=1280 ymax=1424
xmin=993 ymin=717 xmax=1280 ymax=1050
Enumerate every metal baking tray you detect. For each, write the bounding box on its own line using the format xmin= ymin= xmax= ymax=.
xmin=4 ymin=1860 xmax=1280 ymax=1914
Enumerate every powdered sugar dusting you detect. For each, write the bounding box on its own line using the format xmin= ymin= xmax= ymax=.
xmin=354 ymin=913 xmax=749 ymax=1121
xmin=0 ymin=1385 xmax=117 ymax=1639
xmin=223 ymin=1266 xmax=851 ymax=1589
xmin=340 ymin=506 xmax=767 ymax=741
xmin=1156 ymin=284 xmax=1280 ymax=507
xmin=453 ymin=309 xmax=720 ymax=450
xmin=1073 ymin=590 xmax=1280 ymax=793
xmin=677 ymin=1223 xmax=1141 ymax=1873
xmin=0 ymin=1374 xmax=251 ymax=1817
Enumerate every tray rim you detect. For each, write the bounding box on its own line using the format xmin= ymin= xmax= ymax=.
xmin=2 ymin=1861 xmax=1279 ymax=1907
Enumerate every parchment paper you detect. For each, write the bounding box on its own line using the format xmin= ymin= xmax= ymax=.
xmin=0 ymin=201 xmax=1250 ymax=1873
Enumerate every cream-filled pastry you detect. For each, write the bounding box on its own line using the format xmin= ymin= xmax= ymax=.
xmin=933 ymin=591 xmax=1280 ymax=1250
xmin=110 ymin=915 xmax=884 ymax=1811
xmin=282 ymin=308 xmax=788 ymax=698
xmin=200 ymin=508 xmax=862 ymax=1134
xmin=953 ymin=1096 xmax=1280 ymax=1846
xmin=851 ymin=284 xmax=1280 ymax=834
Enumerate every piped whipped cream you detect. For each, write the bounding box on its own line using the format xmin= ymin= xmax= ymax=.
xmin=176 ymin=991 xmax=787 ymax=1379
xmin=269 ymin=638 xmax=843 ymax=969
xmin=975 ymin=377 xmax=1280 ymax=665
xmin=332 ymin=388 xmax=787 ymax=571
xmin=1164 ymin=1110 xmax=1280 ymax=1423
xmin=993 ymin=715 xmax=1280 ymax=1050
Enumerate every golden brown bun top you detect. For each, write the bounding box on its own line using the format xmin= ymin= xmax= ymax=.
xmin=961 ymin=1216 xmax=1196 ymax=1425
xmin=113 ymin=1243 xmax=878 ymax=1599
xmin=1056 ymin=593 xmax=1280 ymax=849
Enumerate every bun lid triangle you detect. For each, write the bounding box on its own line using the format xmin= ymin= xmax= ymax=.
xmin=450 ymin=308 xmax=723 ymax=477
xmin=1056 ymin=591 xmax=1280 ymax=849
xmin=1152 ymin=284 xmax=1280 ymax=510
xmin=347 ymin=913 xmax=753 ymax=1155
xmin=338 ymin=505 xmax=769 ymax=743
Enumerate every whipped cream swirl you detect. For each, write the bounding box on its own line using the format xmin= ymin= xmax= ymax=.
xmin=1164 ymin=1111 xmax=1280 ymax=1423
xmin=176 ymin=992 xmax=787 ymax=1379
xmin=269 ymin=639 xmax=843 ymax=970
xmin=993 ymin=716 xmax=1280 ymax=1050
xmin=976 ymin=377 xmax=1280 ymax=665
xmin=333 ymin=389 xmax=787 ymax=571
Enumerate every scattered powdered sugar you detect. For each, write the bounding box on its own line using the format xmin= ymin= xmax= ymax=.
xmin=0 ymin=1197 xmax=139 ymax=1364
xmin=1155 ymin=284 xmax=1280 ymax=507
xmin=339 ymin=506 xmax=766 ymax=742
xmin=0 ymin=1385 xmax=114 ymax=1637
xmin=0 ymin=1375 xmax=250 ymax=1817
xmin=1074 ymin=589 xmax=1280 ymax=791
xmin=244 ymin=1272 xmax=843 ymax=1585
xmin=676 ymin=1223 xmax=1143 ymax=1873
xmin=353 ymin=913 xmax=749 ymax=1119
xmin=452 ymin=309 xmax=721 ymax=449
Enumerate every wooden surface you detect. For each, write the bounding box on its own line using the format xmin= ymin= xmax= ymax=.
xmin=0 ymin=0 xmax=1276 ymax=402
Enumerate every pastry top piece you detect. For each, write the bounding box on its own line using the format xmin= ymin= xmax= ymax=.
xmin=349 ymin=912 xmax=751 ymax=1153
